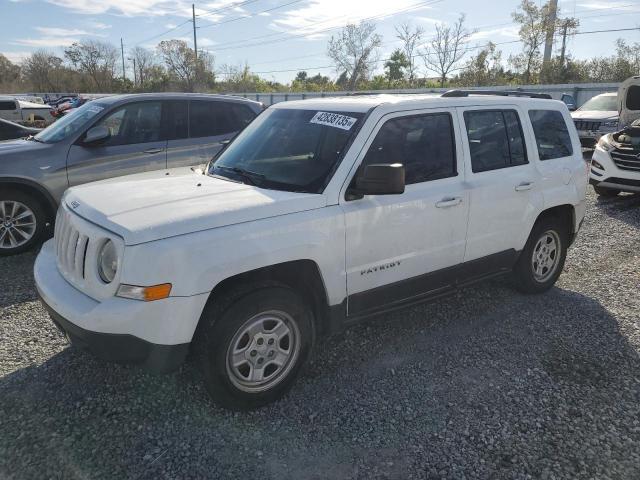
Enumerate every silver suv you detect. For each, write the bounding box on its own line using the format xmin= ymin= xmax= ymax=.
xmin=0 ymin=93 xmax=263 ymax=256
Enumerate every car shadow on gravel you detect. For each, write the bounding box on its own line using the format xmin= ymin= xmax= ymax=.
xmin=2 ymin=281 xmax=640 ymax=480
xmin=594 ymin=192 xmax=640 ymax=227
xmin=0 ymin=250 xmax=39 ymax=308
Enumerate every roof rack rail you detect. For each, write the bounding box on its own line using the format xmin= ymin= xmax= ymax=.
xmin=441 ymin=89 xmax=552 ymax=99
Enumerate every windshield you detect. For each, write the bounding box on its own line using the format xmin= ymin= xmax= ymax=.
xmin=34 ymin=102 xmax=107 ymax=143
xmin=208 ymin=108 xmax=364 ymax=193
xmin=578 ymin=94 xmax=618 ymax=112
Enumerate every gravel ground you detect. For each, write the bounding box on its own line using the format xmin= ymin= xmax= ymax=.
xmin=1 ymin=189 xmax=640 ymax=480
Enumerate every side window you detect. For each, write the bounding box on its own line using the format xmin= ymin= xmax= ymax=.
xmin=189 ymin=101 xmax=238 ymax=138
xmin=360 ymin=112 xmax=457 ymax=185
xmin=464 ymin=110 xmax=528 ymax=173
xmin=93 ymin=101 xmax=162 ymax=146
xmin=0 ymin=101 xmax=17 ymax=110
xmin=528 ymin=110 xmax=573 ymax=160
xmin=228 ymin=103 xmax=257 ymax=131
xmin=163 ymin=100 xmax=188 ymax=140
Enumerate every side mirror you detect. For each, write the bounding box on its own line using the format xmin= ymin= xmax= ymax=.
xmin=567 ymin=104 xmax=577 ymax=112
xmin=353 ymin=163 xmax=405 ymax=197
xmin=83 ymin=125 xmax=110 ymax=145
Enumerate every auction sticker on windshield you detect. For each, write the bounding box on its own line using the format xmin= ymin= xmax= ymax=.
xmin=310 ymin=112 xmax=357 ymax=130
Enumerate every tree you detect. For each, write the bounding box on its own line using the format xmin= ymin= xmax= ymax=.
xmin=22 ymin=50 xmax=73 ymax=92
xmin=0 ymin=54 xmax=20 ymax=89
xmin=395 ymin=22 xmax=424 ymax=85
xmin=420 ymin=14 xmax=472 ymax=87
xmin=456 ymin=42 xmax=507 ymax=86
xmin=510 ymin=0 xmax=555 ymax=84
xmin=64 ymin=40 xmax=118 ymax=92
xmin=129 ymin=46 xmax=161 ymax=90
xmin=157 ymin=40 xmax=215 ymax=92
xmin=384 ymin=49 xmax=410 ymax=85
xmin=327 ymin=22 xmax=382 ymax=91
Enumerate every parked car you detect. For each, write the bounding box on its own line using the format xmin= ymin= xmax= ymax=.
xmin=34 ymin=91 xmax=588 ymax=409
xmin=571 ymin=76 xmax=640 ymax=149
xmin=0 ymin=96 xmax=54 ymax=124
xmin=589 ymin=119 xmax=640 ymax=197
xmin=570 ymin=92 xmax=619 ymax=149
xmin=0 ymin=93 xmax=263 ymax=255
xmin=0 ymin=118 xmax=41 ymax=141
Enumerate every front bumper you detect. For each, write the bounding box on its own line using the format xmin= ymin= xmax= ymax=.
xmin=35 ymin=240 xmax=208 ymax=373
xmin=589 ymin=146 xmax=640 ymax=193
xmin=40 ymin=294 xmax=189 ymax=373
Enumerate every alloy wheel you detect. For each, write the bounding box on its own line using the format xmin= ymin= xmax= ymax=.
xmin=0 ymin=200 xmax=37 ymax=250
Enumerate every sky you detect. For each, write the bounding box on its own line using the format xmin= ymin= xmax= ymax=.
xmin=1 ymin=0 xmax=639 ymax=84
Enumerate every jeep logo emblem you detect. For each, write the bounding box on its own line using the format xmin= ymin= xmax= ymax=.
xmin=70 ymin=200 xmax=80 ymax=209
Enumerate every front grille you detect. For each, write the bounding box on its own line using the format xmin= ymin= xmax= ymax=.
xmin=54 ymin=208 xmax=90 ymax=283
xmin=574 ymin=120 xmax=602 ymax=131
xmin=610 ymin=148 xmax=640 ymax=172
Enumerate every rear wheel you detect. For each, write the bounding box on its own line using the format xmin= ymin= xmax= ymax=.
xmin=593 ymin=185 xmax=620 ymax=197
xmin=513 ymin=216 xmax=568 ymax=294
xmin=197 ymin=285 xmax=314 ymax=410
xmin=0 ymin=190 xmax=47 ymax=256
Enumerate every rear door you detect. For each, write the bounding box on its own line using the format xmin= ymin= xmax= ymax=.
xmin=165 ymin=100 xmax=256 ymax=169
xmin=459 ymin=106 xmax=543 ymax=265
xmin=67 ymin=100 xmax=167 ymax=187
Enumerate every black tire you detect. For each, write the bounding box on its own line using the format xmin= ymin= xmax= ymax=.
xmin=0 ymin=189 xmax=48 ymax=256
xmin=197 ymin=284 xmax=315 ymax=410
xmin=513 ymin=216 xmax=569 ymax=294
xmin=593 ymin=185 xmax=620 ymax=197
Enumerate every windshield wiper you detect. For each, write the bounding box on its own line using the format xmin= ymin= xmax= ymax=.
xmin=216 ymin=166 xmax=265 ymax=186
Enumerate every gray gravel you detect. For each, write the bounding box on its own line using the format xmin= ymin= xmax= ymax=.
xmin=1 ymin=189 xmax=640 ymax=480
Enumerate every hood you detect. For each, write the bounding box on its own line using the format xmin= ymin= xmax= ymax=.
xmin=0 ymin=138 xmax=50 ymax=154
xmin=65 ymin=169 xmax=327 ymax=245
xmin=571 ymin=110 xmax=618 ymax=121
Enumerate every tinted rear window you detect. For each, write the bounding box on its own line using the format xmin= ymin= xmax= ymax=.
xmin=0 ymin=101 xmax=16 ymax=110
xmin=528 ymin=110 xmax=573 ymax=160
xmin=189 ymin=101 xmax=237 ymax=138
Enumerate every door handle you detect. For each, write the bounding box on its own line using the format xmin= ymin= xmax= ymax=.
xmin=515 ymin=181 xmax=534 ymax=192
xmin=435 ymin=196 xmax=462 ymax=208
xmin=143 ymin=148 xmax=164 ymax=154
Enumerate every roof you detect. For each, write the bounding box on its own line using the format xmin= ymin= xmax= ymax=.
xmin=271 ymin=93 xmax=565 ymax=113
xmin=92 ymin=92 xmax=262 ymax=107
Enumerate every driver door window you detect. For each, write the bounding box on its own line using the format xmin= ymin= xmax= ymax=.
xmin=94 ymin=102 xmax=162 ymax=146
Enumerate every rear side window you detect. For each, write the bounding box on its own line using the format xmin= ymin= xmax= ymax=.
xmin=361 ymin=112 xmax=457 ymax=184
xmin=189 ymin=100 xmax=238 ymax=138
xmin=94 ymin=101 xmax=162 ymax=146
xmin=164 ymin=100 xmax=188 ymax=140
xmin=626 ymin=85 xmax=640 ymax=110
xmin=464 ymin=110 xmax=528 ymax=172
xmin=0 ymin=101 xmax=16 ymax=110
xmin=528 ymin=110 xmax=573 ymax=160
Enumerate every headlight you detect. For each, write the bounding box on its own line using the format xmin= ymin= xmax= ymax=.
xmin=97 ymin=240 xmax=118 ymax=283
xmin=596 ymin=135 xmax=615 ymax=152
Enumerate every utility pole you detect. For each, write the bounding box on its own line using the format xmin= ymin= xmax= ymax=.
xmin=543 ymin=0 xmax=558 ymax=66
xmin=132 ymin=58 xmax=137 ymax=86
xmin=192 ymin=4 xmax=198 ymax=60
xmin=559 ymin=20 xmax=569 ymax=68
xmin=120 ymin=38 xmax=126 ymax=81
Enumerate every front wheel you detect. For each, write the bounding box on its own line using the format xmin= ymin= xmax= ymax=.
xmin=198 ymin=285 xmax=314 ymax=410
xmin=0 ymin=191 xmax=47 ymax=256
xmin=513 ymin=217 xmax=568 ymax=294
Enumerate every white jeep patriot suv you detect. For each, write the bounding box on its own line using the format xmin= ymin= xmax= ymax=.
xmin=34 ymin=91 xmax=588 ymax=409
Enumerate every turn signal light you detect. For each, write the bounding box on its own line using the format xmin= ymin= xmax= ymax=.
xmin=117 ymin=283 xmax=172 ymax=301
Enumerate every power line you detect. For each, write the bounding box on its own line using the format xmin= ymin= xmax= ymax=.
xmin=198 ymin=0 xmax=306 ymax=30
xmin=133 ymin=19 xmax=192 ymax=46
xmin=196 ymin=0 xmax=261 ymax=19
xmin=210 ymin=0 xmax=445 ymax=52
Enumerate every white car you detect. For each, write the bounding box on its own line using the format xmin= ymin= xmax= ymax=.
xmin=0 ymin=95 xmax=53 ymax=124
xmin=34 ymin=91 xmax=588 ymax=409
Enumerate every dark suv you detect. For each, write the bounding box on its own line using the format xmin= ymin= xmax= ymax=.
xmin=0 ymin=93 xmax=263 ymax=255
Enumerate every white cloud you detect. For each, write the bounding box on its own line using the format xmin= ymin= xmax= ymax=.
xmin=198 ymin=38 xmax=217 ymax=47
xmin=35 ymin=27 xmax=92 ymax=36
xmin=88 ymin=21 xmax=112 ymax=29
xmin=44 ymin=0 xmax=195 ymax=17
xmin=2 ymin=51 xmax=31 ymax=63
xmin=271 ymin=0 xmax=436 ymax=40
xmin=574 ymin=1 xmax=640 ymax=11
xmin=469 ymin=26 xmax=520 ymax=42
xmin=258 ymin=11 xmax=271 ymax=17
xmin=12 ymin=36 xmax=79 ymax=47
